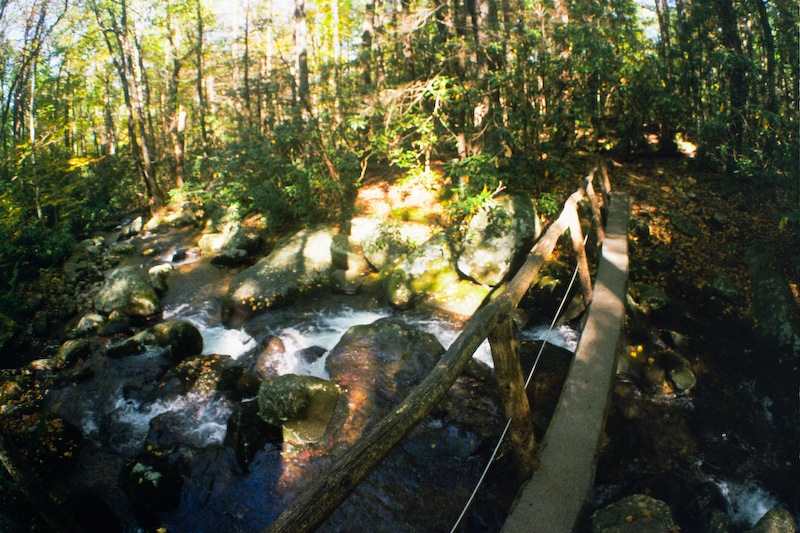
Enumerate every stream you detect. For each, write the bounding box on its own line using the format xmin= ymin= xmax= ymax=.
xmin=41 ymin=228 xmax=581 ymax=532
xmin=29 ymin=224 xmax=798 ymax=532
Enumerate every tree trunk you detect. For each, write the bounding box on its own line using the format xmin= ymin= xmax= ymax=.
xmin=293 ymin=0 xmax=310 ymax=115
xmin=196 ymin=0 xmax=210 ymax=159
xmin=714 ymin=0 xmax=747 ymax=166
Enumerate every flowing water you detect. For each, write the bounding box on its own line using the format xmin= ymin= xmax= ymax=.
xmin=42 ymin=232 xmax=583 ymax=532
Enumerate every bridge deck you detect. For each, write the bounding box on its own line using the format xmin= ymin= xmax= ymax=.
xmin=502 ymin=192 xmax=630 ymax=533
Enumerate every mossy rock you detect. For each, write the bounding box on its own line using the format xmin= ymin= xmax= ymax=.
xmin=257 ymin=374 xmax=341 ymax=445
xmin=591 ymin=494 xmax=676 ymax=533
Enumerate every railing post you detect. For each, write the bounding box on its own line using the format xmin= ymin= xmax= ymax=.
xmin=567 ymin=207 xmax=593 ymax=305
xmin=488 ymin=317 xmax=538 ymax=480
xmin=585 ymin=179 xmax=605 ymax=245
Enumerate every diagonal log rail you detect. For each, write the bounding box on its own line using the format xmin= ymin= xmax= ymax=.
xmin=265 ymin=163 xmax=614 ymax=533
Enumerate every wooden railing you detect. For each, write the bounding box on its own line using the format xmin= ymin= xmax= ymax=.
xmin=265 ymin=161 xmax=614 ymax=533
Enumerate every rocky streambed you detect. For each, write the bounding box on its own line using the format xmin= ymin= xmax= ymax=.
xmin=0 ymin=167 xmax=797 ymax=532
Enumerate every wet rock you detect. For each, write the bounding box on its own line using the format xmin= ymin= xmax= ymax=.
xmin=257 ymin=374 xmax=341 ymax=445
xmin=98 ymin=311 xmax=130 ymax=336
xmin=106 ymin=320 xmax=203 ymax=360
xmin=225 ymin=398 xmax=283 ymax=471
xmin=745 ymin=507 xmax=797 ymax=533
xmin=662 ymin=349 xmax=696 ymax=391
xmin=254 ymin=336 xmax=286 ymax=379
xmin=222 ymin=226 xmax=339 ymax=327
xmin=119 ymin=215 xmax=144 ymax=238
xmin=326 ymin=319 xmax=444 ymax=444
xmin=55 ymin=338 xmax=91 ymax=367
xmin=298 ymin=346 xmax=327 ymax=365
xmin=94 ymin=267 xmax=161 ymax=318
xmin=120 ymin=453 xmax=183 ymax=521
xmin=457 ymin=193 xmax=540 ymax=287
xmin=148 ymin=263 xmax=173 ymax=295
xmin=156 ymin=354 xmax=240 ymax=398
xmin=590 ymin=494 xmax=677 ymax=532
xmin=382 ymin=234 xmax=489 ymax=315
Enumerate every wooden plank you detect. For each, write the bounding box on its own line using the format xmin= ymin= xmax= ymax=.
xmin=502 ymin=192 xmax=629 ymax=533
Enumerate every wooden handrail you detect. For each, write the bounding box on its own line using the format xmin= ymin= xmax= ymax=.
xmin=265 ymin=165 xmax=608 ymax=533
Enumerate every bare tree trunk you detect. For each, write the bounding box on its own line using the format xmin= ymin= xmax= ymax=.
xmin=714 ymin=0 xmax=748 ymax=166
xmin=293 ymin=0 xmax=310 ymax=116
xmin=196 ymin=0 xmax=210 ymax=158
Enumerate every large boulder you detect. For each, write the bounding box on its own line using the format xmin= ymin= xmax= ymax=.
xmin=256 ymin=374 xmax=341 ymax=446
xmin=746 ymin=507 xmax=797 ymax=533
xmin=143 ymin=202 xmax=200 ymax=232
xmin=382 ymin=234 xmax=489 ymax=316
xmin=325 ymin=319 xmax=444 ymax=445
xmin=350 ymin=217 xmax=432 ymax=271
xmin=457 ymin=193 xmax=541 ymax=286
xmin=590 ymin=494 xmax=677 ymax=533
xmin=105 ymin=320 xmax=203 ymax=360
xmin=222 ymin=226 xmax=339 ymax=327
xmin=94 ymin=267 xmax=161 ymax=318
xmin=198 ymin=221 xmax=261 ymax=257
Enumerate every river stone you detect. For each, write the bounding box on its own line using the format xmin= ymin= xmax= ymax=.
xmin=325 ymin=319 xmax=444 ymax=445
xmin=662 ymin=349 xmax=696 ymax=391
xmin=161 ymin=355 xmax=241 ymax=399
xmin=590 ymin=494 xmax=677 ymax=533
xmin=106 ymin=320 xmax=203 ymax=360
xmin=148 ymin=263 xmax=173 ymax=295
xmin=745 ymin=507 xmax=797 ymax=533
xmin=55 ymin=338 xmax=91 ymax=367
xmin=456 ymin=193 xmax=540 ymax=286
xmin=221 ymin=226 xmax=339 ymax=327
xmin=119 ymin=215 xmax=144 ymax=238
xmin=257 ymin=374 xmax=341 ymax=445
xmin=94 ymin=267 xmax=161 ymax=318
xmin=199 ymin=221 xmax=261 ymax=256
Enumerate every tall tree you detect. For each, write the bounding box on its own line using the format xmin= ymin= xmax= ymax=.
xmin=92 ymin=0 xmax=164 ymax=208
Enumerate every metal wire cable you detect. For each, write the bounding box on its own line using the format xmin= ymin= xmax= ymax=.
xmin=450 ymin=213 xmax=596 ymax=533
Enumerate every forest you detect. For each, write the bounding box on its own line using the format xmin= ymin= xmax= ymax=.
xmin=0 ymin=0 xmax=797 ymax=303
xmin=0 ymin=0 xmax=799 ymax=531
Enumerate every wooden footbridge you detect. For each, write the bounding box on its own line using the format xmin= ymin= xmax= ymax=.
xmin=267 ymin=160 xmax=630 ymax=533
